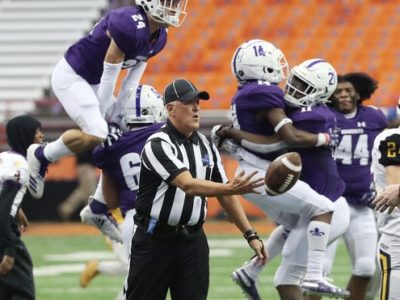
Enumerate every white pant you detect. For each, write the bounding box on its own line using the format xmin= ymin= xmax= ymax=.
xmin=51 ymin=57 xmax=108 ymax=139
xmin=324 ymin=204 xmax=378 ymax=277
xmin=273 ymin=196 xmax=350 ymax=286
xmin=121 ymin=209 xmax=136 ymax=257
xmin=378 ymin=233 xmax=400 ymax=300
xmin=237 ymin=160 xmax=335 ymax=230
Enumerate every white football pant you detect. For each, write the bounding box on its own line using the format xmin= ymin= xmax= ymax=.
xmin=51 ymin=57 xmax=108 ymax=139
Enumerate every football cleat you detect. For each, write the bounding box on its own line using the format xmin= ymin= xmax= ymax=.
xmin=27 ymin=143 xmax=48 ymax=199
xmin=80 ymin=260 xmax=99 ymax=288
xmin=232 ymin=268 xmax=261 ymax=300
xmin=302 ymin=278 xmax=350 ymax=299
xmin=80 ymin=204 xmax=123 ymax=243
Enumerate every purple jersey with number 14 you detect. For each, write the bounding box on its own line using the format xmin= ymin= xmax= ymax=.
xmin=288 ymin=104 xmax=345 ymax=202
xmin=332 ymin=106 xmax=387 ymax=205
xmin=231 ymin=81 xmax=287 ymax=161
xmin=65 ymin=6 xmax=167 ymax=84
xmin=92 ymin=123 xmax=163 ymax=215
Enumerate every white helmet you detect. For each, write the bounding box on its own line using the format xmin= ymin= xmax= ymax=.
xmin=231 ymin=39 xmax=289 ymax=84
xmin=135 ymin=0 xmax=187 ymax=27
xmin=284 ymin=59 xmax=338 ymax=107
xmin=121 ymin=84 xmax=165 ymax=131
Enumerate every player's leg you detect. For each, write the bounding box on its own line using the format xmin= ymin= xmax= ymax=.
xmin=302 ymin=197 xmax=350 ymax=298
xmin=232 ymin=160 xmax=338 ymax=298
xmin=378 ymin=233 xmax=400 ymax=300
xmin=232 ymin=224 xmax=289 ymax=300
xmin=80 ymin=173 xmax=123 ymax=242
xmin=27 ymin=58 xmax=108 ymax=199
xmin=80 ymin=238 xmax=128 ymax=288
xmin=343 ymin=205 xmax=378 ymax=300
xmin=121 ymin=209 xmax=136 ymax=256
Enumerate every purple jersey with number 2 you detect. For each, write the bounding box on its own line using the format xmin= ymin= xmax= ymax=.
xmin=93 ymin=123 xmax=163 ymax=215
xmin=332 ymin=106 xmax=387 ymax=205
xmin=288 ymin=105 xmax=345 ymax=202
xmin=231 ymin=81 xmax=286 ymax=161
xmin=65 ymin=6 xmax=167 ymax=84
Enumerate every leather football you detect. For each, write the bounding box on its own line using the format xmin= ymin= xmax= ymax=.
xmin=264 ymin=152 xmax=302 ymax=196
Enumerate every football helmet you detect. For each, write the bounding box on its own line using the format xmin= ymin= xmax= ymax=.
xmin=121 ymin=84 xmax=165 ymax=130
xmin=284 ymin=59 xmax=337 ymax=107
xmin=231 ymin=39 xmax=289 ymax=84
xmin=135 ymin=0 xmax=187 ymax=27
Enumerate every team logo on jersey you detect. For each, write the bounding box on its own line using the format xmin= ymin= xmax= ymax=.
xmin=309 ymin=227 xmax=325 ymax=237
xmin=201 ymin=154 xmax=210 ymax=167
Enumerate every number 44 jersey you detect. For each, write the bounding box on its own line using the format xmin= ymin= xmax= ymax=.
xmin=332 ymin=105 xmax=387 ymax=206
xmin=93 ymin=123 xmax=164 ymax=215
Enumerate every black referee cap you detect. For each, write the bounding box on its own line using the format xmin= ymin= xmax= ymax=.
xmin=164 ymin=78 xmax=210 ymax=105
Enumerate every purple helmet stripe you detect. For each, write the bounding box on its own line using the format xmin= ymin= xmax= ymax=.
xmin=232 ymin=47 xmax=242 ymax=81
xmin=135 ymin=85 xmax=143 ymax=117
xmin=306 ymin=59 xmax=325 ymax=68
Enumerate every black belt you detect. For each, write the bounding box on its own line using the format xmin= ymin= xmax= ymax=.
xmin=134 ymin=214 xmax=203 ymax=237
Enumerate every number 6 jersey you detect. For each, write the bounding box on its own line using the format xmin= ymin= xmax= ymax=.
xmin=92 ymin=123 xmax=163 ymax=215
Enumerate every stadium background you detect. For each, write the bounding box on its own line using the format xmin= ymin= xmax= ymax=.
xmin=1 ymin=0 xmax=399 ymax=221
xmin=0 ymin=1 xmax=397 ymax=299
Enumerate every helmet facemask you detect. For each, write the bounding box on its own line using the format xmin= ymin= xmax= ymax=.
xmin=136 ymin=0 xmax=188 ymax=27
xmin=284 ymin=59 xmax=337 ymax=107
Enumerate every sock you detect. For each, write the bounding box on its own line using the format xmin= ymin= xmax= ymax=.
xmin=239 ymin=225 xmax=288 ymax=278
xmin=89 ymin=198 xmax=109 ymax=214
xmin=43 ymin=136 xmax=73 ymax=162
xmin=305 ymin=221 xmax=331 ymax=280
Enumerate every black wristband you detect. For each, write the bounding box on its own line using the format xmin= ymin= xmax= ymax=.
xmin=243 ymin=229 xmax=259 ymax=243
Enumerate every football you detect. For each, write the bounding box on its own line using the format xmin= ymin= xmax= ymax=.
xmin=264 ymin=152 xmax=302 ymax=196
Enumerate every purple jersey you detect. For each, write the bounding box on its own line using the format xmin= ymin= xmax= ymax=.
xmin=332 ymin=106 xmax=387 ymax=205
xmin=231 ymin=81 xmax=287 ymax=161
xmin=93 ymin=123 xmax=163 ymax=214
xmin=65 ymin=6 xmax=167 ymax=84
xmin=288 ymin=105 xmax=345 ymax=202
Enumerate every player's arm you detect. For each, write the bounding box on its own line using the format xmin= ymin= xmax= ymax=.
xmin=97 ymin=34 xmax=126 ymax=117
xmin=0 ymin=181 xmax=22 ymax=274
xmin=263 ymin=108 xmax=329 ymax=147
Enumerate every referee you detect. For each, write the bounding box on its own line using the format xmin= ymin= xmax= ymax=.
xmin=126 ymin=78 xmax=266 ymax=300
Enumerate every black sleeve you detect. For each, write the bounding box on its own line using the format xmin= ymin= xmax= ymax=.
xmin=0 ymin=180 xmax=22 ymax=258
xmin=378 ymin=133 xmax=400 ymax=166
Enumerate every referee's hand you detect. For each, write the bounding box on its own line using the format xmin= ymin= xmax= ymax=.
xmin=0 ymin=255 xmax=15 ymax=275
xmin=230 ymin=170 xmax=264 ymax=194
xmin=249 ymin=239 xmax=267 ymax=265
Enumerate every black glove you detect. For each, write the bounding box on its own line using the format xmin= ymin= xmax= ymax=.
xmin=104 ymin=124 xmax=122 ymax=147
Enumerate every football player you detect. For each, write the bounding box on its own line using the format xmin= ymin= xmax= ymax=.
xmin=212 ymin=41 xmax=349 ymax=299
xmin=0 ymin=115 xmax=44 ymax=300
xmin=369 ymin=127 xmax=400 ymax=300
xmin=321 ymin=73 xmax=387 ymax=300
xmin=26 ymin=0 xmax=188 ymax=200
xmin=80 ymin=84 xmax=165 ymax=297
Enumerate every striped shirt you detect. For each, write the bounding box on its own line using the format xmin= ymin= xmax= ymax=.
xmin=136 ymin=120 xmax=228 ymax=227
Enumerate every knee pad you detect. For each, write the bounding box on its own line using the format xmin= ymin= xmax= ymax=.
xmin=353 ymin=257 xmax=377 ymax=277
